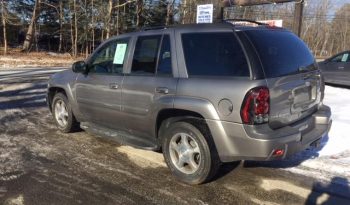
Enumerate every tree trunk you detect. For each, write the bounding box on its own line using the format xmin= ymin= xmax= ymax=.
xmin=1 ymin=0 xmax=7 ymax=55
xmin=58 ymin=0 xmax=63 ymax=52
xmin=116 ymin=0 xmax=119 ymax=35
xmin=91 ymin=0 xmax=95 ymax=50
xmin=106 ymin=0 xmax=113 ymax=39
xmin=181 ymin=0 xmax=187 ymax=24
xmin=74 ymin=0 xmax=78 ymax=57
xmin=22 ymin=0 xmax=40 ymax=52
xmin=166 ymin=0 xmax=175 ymax=26
xmin=69 ymin=1 xmax=74 ymax=55
xmin=136 ymin=0 xmax=143 ymax=28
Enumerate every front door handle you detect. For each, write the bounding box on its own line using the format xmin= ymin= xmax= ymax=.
xmin=109 ymin=83 xmax=119 ymax=89
xmin=155 ymin=87 xmax=169 ymax=94
xmin=338 ymin=67 xmax=344 ymax=70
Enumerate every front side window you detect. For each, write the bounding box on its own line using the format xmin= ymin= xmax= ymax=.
xmin=331 ymin=53 xmax=350 ymax=63
xmin=181 ymin=32 xmax=250 ymax=77
xmin=89 ymin=39 xmax=129 ymax=74
xmin=131 ymin=35 xmax=162 ymax=75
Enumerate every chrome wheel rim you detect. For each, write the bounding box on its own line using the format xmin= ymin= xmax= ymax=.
xmin=54 ymin=99 xmax=69 ymax=127
xmin=169 ymin=133 xmax=201 ymax=174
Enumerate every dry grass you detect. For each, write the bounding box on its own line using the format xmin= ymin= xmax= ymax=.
xmin=0 ymin=48 xmax=85 ymax=70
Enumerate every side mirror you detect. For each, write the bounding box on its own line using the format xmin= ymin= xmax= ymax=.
xmin=72 ymin=61 xmax=87 ymax=73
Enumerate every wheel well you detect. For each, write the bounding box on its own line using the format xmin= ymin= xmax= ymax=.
xmin=48 ymin=87 xmax=66 ymax=111
xmin=156 ymin=109 xmax=205 ymax=139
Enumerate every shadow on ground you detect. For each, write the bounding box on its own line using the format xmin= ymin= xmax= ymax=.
xmin=305 ymin=177 xmax=350 ymax=205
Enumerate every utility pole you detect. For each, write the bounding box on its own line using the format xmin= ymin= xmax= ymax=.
xmin=292 ymin=0 xmax=304 ymax=37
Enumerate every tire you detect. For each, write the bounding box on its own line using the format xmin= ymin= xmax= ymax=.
xmin=162 ymin=121 xmax=221 ymax=185
xmin=52 ymin=92 xmax=79 ymax=133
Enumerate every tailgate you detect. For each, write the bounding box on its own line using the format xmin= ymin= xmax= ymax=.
xmin=267 ymin=70 xmax=322 ymax=129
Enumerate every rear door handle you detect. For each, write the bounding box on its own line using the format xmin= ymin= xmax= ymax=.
xmin=109 ymin=83 xmax=119 ymax=89
xmin=155 ymin=87 xmax=169 ymax=94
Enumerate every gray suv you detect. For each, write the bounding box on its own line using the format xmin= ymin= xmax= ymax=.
xmin=47 ymin=22 xmax=332 ymax=184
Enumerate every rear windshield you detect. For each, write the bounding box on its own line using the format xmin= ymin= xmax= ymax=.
xmin=182 ymin=32 xmax=250 ymax=77
xmin=245 ymin=30 xmax=316 ymax=78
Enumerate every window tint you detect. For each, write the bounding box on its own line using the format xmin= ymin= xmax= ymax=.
xmin=89 ymin=39 xmax=129 ymax=74
xmin=157 ymin=35 xmax=172 ymax=76
xmin=131 ymin=35 xmax=162 ymax=75
xmin=181 ymin=32 xmax=249 ymax=77
xmin=245 ymin=30 xmax=316 ymax=78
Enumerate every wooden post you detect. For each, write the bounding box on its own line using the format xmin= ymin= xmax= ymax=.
xmin=292 ymin=0 xmax=304 ymax=37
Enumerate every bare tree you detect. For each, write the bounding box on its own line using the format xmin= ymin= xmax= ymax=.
xmin=166 ymin=0 xmax=175 ymax=25
xmin=73 ymin=0 xmax=78 ymax=56
xmin=59 ymin=0 xmax=64 ymax=52
xmin=106 ymin=0 xmax=113 ymax=39
xmin=1 ymin=0 xmax=7 ymax=54
xmin=22 ymin=0 xmax=41 ymax=52
xmin=136 ymin=0 xmax=143 ymax=28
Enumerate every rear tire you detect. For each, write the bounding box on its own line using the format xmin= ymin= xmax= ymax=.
xmin=52 ymin=92 xmax=79 ymax=133
xmin=162 ymin=121 xmax=220 ymax=185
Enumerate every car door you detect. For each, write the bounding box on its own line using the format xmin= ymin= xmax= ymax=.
xmin=341 ymin=52 xmax=350 ymax=85
xmin=121 ymin=33 xmax=177 ymax=139
xmin=322 ymin=52 xmax=349 ymax=84
xmin=75 ymin=38 xmax=130 ymax=129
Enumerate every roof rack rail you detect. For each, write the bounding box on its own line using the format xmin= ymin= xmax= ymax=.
xmin=140 ymin=26 xmax=168 ymax=31
xmin=223 ymin=19 xmax=268 ymax=26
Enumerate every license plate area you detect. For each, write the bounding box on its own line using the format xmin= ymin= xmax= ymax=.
xmin=294 ymin=86 xmax=312 ymax=104
xmin=291 ymin=81 xmax=318 ymax=113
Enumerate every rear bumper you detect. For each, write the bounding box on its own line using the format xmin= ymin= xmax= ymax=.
xmin=207 ymin=105 xmax=332 ymax=162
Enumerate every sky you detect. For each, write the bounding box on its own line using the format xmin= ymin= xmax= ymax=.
xmin=326 ymin=0 xmax=350 ymax=14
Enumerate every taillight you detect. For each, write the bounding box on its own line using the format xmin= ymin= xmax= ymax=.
xmin=241 ymin=87 xmax=270 ymax=124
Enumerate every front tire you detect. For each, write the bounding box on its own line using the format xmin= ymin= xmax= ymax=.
xmin=162 ymin=121 xmax=220 ymax=185
xmin=52 ymin=92 xmax=79 ymax=133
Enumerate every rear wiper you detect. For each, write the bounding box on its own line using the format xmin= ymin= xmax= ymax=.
xmin=298 ymin=65 xmax=316 ymax=73
xmin=298 ymin=66 xmax=309 ymax=72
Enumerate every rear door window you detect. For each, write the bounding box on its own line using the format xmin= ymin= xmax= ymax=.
xmin=245 ymin=30 xmax=316 ymax=78
xmin=181 ymin=32 xmax=250 ymax=77
xmin=131 ymin=35 xmax=162 ymax=75
xmin=157 ymin=35 xmax=172 ymax=76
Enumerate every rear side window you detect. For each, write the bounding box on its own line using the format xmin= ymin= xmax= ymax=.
xmin=157 ymin=35 xmax=172 ymax=76
xmin=181 ymin=33 xmax=250 ymax=77
xmin=245 ymin=30 xmax=316 ymax=78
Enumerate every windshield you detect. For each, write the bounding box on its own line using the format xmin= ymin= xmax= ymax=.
xmin=245 ymin=30 xmax=316 ymax=78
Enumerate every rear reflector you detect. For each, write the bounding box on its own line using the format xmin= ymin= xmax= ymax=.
xmin=272 ymin=149 xmax=284 ymax=157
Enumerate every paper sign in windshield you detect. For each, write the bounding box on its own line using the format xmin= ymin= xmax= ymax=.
xmin=342 ymin=53 xmax=349 ymax=62
xmin=113 ymin=44 xmax=127 ymax=64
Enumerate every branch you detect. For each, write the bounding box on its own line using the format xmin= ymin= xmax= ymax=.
xmin=223 ymin=0 xmax=298 ymax=7
xmin=113 ymin=0 xmax=137 ymax=8
xmin=40 ymin=1 xmax=59 ymax=13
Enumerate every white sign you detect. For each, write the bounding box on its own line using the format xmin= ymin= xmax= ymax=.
xmin=113 ymin=43 xmax=127 ymax=65
xmin=196 ymin=4 xmax=213 ymax=24
xmin=258 ymin=20 xmax=283 ymax=27
xmin=229 ymin=19 xmax=283 ymax=28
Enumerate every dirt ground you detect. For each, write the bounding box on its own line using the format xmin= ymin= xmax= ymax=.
xmin=0 ymin=69 xmax=350 ymax=205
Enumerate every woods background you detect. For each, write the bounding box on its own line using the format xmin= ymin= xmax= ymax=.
xmin=0 ymin=0 xmax=349 ymax=58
